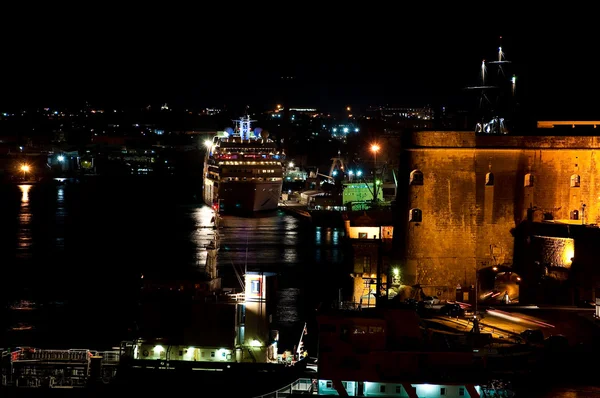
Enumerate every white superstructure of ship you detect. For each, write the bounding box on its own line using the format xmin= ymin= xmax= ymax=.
xmin=203 ymin=115 xmax=285 ymax=212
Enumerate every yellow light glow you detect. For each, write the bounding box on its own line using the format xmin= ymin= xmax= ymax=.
xmin=204 ymin=139 xmax=213 ymax=149
xmin=20 ymin=164 xmax=30 ymax=172
xmin=249 ymin=339 xmax=262 ymax=347
xmin=563 ymin=241 xmax=575 ymax=267
xmin=346 ymin=106 xmax=351 ymax=111
xmin=370 ymin=144 xmax=380 ymax=153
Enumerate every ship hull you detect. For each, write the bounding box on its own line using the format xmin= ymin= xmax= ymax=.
xmin=203 ymin=178 xmax=282 ymax=212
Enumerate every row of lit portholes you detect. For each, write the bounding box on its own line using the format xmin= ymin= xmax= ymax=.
xmin=409 ymin=169 xmax=582 ymax=189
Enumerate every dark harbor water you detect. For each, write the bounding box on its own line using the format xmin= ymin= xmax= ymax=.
xmin=0 ymin=177 xmax=347 ymax=352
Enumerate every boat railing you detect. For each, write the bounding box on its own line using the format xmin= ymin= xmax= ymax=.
xmin=97 ymin=351 xmax=120 ymax=364
xmin=227 ymin=293 xmax=246 ymax=302
xmin=252 ymin=378 xmax=314 ymax=398
xmin=14 ymin=348 xmax=91 ymax=362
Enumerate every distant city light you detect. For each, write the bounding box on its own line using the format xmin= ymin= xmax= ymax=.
xmin=356 ymin=170 xmax=363 ymax=176
xmin=57 ymin=155 xmax=65 ymax=162
xmin=20 ymin=164 xmax=30 ymax=172
xmin=204 ymin=139 xmax=213 ymax=149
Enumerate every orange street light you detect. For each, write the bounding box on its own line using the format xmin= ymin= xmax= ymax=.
xmin=370 ymin=144 xmax=381 ymax=203
xmin=371 ymin=144 xmax=380 ymax=166
xmin=20 ymin=164 xmax=30 ymax=172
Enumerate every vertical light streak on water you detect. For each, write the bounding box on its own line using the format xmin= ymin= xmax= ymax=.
xmin=55 ymin=183 xmax=66 ymax=250
xmin=189 ymin=205 xmax=219 ymax=266
xmin=16 ymin=184 xmax=33 ymax=259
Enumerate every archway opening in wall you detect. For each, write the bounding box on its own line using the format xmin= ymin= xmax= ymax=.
xmin=409 ymin=169 xmax=424 ymax=185
xmin=477 ymin=265 xmax=521 ymax=304
xmin=570 ymin=209 xmax=579 ymax=220
xmin=570 ymin=174 xmax=580 ymax=188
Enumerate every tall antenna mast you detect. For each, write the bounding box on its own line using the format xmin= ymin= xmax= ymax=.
xmin=233 ymin=115 xmax=256 ymax=140
xmin=464 ymin=36 xmax=514 ymax=135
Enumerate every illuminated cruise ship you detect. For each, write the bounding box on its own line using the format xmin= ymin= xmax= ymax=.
xmin=202 ymin=116 xmax=284 ymax=212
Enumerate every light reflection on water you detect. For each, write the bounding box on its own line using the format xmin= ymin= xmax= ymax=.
xmin=276 ymin=288 xmax=301 ymax=327
xmin=189 ymin=205 xmax=218 ymax=266
xmin=16 ymin=184 xmax=32 ymax=258
xmin=3 ymin=182 xmax=346 ymax=351
xmin=178 ymin=208 xmax=345 ymax=335
xmin=55 ymin=185 xmax=65 ymax=249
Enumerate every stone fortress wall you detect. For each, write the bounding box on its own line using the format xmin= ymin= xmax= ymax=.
xmin=395 ymin=131 xmax=600 ymax=291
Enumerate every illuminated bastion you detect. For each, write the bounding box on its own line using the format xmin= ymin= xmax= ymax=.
xmin=393 ymin=129 xmax=600 ymax=303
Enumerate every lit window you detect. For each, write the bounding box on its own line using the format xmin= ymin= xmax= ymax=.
xmin=251 ymin=280 xmax=260 ymax=294
xmin=485 ymin=172 xmax=494 ymax=186
xmin=524 ymin=173 xmax=534 ymax=187
xmin=570 ymin=209 xmax=579 ymax=220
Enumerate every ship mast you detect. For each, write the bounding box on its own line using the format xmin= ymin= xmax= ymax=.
xmin=233 ymin=115 xmax=257 ymax=140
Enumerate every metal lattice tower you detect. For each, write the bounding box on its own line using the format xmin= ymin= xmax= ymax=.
xmin=464 ymin=37 xmax=516 ymax=134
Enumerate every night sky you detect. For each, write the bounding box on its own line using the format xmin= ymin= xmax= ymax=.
xmin=1 ymin=13 xmax=597 ymax=119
